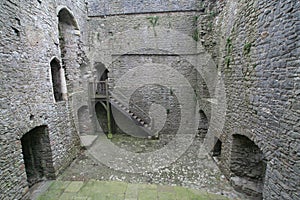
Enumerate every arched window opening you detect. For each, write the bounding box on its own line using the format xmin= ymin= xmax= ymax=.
xmin=50 ymin=58 xmax=67 ymax=102
xmin=58 ymin=7 xmax=80 ymax=94
xmin=230 ymin=134 xmax=266 ymax=199
xmin=212 ymin=137 xmax=222 ymax=157
xmin=79 ymin=62 xmax=88 ymax=86
xmin=58 ymin=8 xmax=79 ymax=29
xmin=197 ymin=110 xmax=208 ymax=140
xmin=50 ymin=58 xmax=62 ymax=102
xmin=202 ymin=82 xmax=210 ymax=98
xmin=21 ymin=126 xmax=55 ymax=187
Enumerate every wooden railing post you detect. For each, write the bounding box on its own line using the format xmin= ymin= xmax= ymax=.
xmin=105 ymin=79 xmax=112 ymax=139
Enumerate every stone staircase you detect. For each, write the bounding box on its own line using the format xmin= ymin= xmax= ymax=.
xmin=109 ymin=95 xmax=156 ymax=138
xmin=88 ymin=81 xmax=157 ymax=139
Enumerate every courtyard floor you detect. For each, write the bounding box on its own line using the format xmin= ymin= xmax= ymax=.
xmin=29 ymin=133 xmax=247 ymax=200
xmin=35 ymin=180 xmax=229 ymax=200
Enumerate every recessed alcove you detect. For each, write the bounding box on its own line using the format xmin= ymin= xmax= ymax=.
xmin=230 ymin=134 xmax=266 ymax=199
xmin=21 ymin=126 xmax=55 ymax=187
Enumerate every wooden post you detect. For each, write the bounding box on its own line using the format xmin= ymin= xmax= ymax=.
xmin=105 ymin=79 xmax=112 ymax=139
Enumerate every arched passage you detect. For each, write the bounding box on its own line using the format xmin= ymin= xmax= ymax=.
xmin=95 ymin=62 xmax=108 ymax=81
xmin=21 ymin=126 xmax=55 ymax=187
xmin=58 ymin=7 xmax=80 ymax=94
xmin=94 ymin=62 xmax=109 ymax=96
xmin=95 ymin=102 xmax=109 ymax=134
xmin=230 ymin=134 xmax=266 ymax=199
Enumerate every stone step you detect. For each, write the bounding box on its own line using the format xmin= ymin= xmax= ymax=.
xmin=80 ymin=135 xmax=98 ymax=148
xmin=110 ymin=97 xmax=154 ymax=136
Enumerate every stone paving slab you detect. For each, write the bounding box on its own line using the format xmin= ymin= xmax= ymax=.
xmin=65 ymin=181 xmax=85 ymax=193
xmin=37 ymin=180 xmax=230 ymax=200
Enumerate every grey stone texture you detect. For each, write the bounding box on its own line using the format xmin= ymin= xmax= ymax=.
xmin=0 ymin=0 xmax=87 ymax=199
xmin=86 ymin=0 xmax=300 ymax=199
xmin=0 ymin=0 xmax=299 ymax=199
xmin=214 ymin=0 xmax=300 ymax=199
xmin=87 ymin=0 xmax=204 ymax=17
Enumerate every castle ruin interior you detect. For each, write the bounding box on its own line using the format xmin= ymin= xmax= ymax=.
xmin=0 ymin=0 xmax=299 ymax=199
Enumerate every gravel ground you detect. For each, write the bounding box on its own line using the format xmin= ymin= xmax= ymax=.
xmin=58 ymin=133 xmax=248 ymax=200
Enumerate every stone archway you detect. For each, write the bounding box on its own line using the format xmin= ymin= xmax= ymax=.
xmin=94 ymin=62 xmax=108 ymax=82
xmin=94 ymin=62 xmax=109 ymax=96
xmin=230 ymin=134 xmax=266 ymax=199
xmin=21 ymin=126 xmax=55 ymax=187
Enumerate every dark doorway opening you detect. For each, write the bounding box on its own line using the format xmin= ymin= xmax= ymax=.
xmin=212 ymin=137 xmax=222 ymax=156
xmin=197 ymin=110 xmax=208 ymax=140
xmin=95 ymin=102 xmax=109 ymax=134
xmin=230 ymin=134 xmax=266 ymax=199
xmin=95 ymin=62 xmax=109 ymax=96
xmin=21 ymin=126 xmax=55 ymax=187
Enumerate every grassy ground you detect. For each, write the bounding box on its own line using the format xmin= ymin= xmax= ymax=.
xmin=37 ymin=180 xmax=229 ymax=200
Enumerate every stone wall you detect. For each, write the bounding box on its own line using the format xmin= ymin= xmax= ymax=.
xmin=0 ymin=0 xmax=87 ymax=199
xmin=86 ymin=0 xmax=300 ymax=199
xmin=87 ymin=0 xmax=203 ymax=17
xmin=213 ymin=0 xmax=300 ymax=199
xmin=86 ymin=10 xmax=216 ymax=136
xmin=0 ymin=0 xmax=299 ymax=199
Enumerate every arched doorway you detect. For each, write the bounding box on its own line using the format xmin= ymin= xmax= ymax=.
xmin=94 ymin=62 xmax=109 ymax=96
xmin=95 ymin=62 xmax=108 ymax=82
xmin=21 ymin=126 xmax=55 ymax=187
xmin=230 ymin=134 xmax=266 ymax=199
